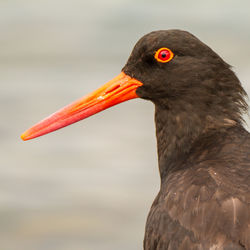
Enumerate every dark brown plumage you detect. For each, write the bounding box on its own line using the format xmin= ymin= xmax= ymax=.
xmin=123 ymin=30 xmax=250 ymax=249
xmin=22 ymin=30 xmax=250 ymax=249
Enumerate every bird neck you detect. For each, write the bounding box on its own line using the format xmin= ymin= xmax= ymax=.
xmin=154 ymin=104 xmax=237 ymax=180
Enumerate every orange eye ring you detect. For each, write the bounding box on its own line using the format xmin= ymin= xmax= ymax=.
xmin=154 ymin=47 xmax=174 ymax=63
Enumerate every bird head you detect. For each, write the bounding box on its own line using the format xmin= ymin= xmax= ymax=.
xmin=21 ymin=30 xmax=247 ymax=141
xmin=124 ymin=30 xmax=247 ymax=115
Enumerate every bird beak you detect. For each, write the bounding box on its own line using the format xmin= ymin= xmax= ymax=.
xmin=21 ymin=72 xmax=143 ymax=141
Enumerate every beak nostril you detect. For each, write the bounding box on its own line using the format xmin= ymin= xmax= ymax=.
xmin=105 ymin=84 xmax=121 ymax=94
xmin=97 ymin=96 xmax=104 ymax=100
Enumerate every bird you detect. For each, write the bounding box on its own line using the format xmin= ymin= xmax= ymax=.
xmin=21 ymin=30 xmax=250 ymax=249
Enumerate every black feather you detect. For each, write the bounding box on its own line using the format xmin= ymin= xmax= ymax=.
xmin=123 ymin=30 xmax=250 ymax=249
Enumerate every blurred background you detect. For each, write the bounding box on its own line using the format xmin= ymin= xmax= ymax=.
xmin=1 ymin=0 xmax=250 ymax=249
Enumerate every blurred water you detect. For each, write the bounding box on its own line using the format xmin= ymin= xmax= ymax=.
xmin=1 ymin=1 xmax=250 ymax=249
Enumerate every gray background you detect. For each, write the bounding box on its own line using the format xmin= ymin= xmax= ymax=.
xmin=1 ymin=0 xmax=250 ymax=249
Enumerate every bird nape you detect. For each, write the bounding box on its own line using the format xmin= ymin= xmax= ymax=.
xmin=21 ymin=30 xmax=250 ymax=250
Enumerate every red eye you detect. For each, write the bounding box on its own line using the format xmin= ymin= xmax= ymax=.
xmin=154 ymin=48 xmax=174 ymax=63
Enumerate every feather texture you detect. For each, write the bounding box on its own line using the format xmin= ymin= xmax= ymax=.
xmin=144 ymin=125 xmax=250 ymax=249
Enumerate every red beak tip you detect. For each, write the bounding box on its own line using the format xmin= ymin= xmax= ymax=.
xmin=20 ymin=132 xmax=29 ymax=141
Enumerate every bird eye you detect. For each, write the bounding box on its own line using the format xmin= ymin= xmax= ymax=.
xmin=154 ymin=48 xmax=174 ymax=63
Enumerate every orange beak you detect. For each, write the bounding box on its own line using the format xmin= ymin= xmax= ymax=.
xmin=21 ymin=72 xmax=143 ymax=141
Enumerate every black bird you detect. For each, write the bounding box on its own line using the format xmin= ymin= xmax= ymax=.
xmin=21 ymin=30 xmax=250 ymax=249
